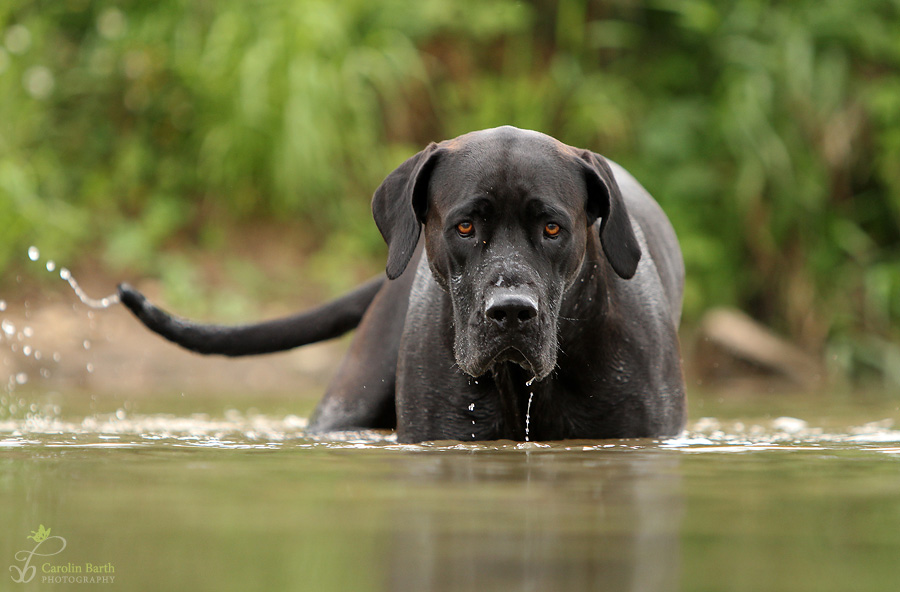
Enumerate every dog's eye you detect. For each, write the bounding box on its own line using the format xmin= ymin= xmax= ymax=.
xmin=544 ymin=223 xmax=561 ymax=238
xmin=457 ymin=221 xmax=475 ymax=237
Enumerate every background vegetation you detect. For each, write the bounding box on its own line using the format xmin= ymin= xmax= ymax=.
xmin=1 ymin=0 xmax=898 ymax=386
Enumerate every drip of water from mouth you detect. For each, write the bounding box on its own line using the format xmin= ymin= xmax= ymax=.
xmin=59 ymin=268 xmax=119 ymax=310
xmin=525 ymin=391 xmax=535 ymax=442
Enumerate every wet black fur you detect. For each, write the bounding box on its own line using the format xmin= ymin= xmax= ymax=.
xmin=119 ymin=126 xmax=686 ymax=443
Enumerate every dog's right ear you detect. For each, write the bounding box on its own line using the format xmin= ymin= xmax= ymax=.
xmin=372 ymin=143 xmax=443 ymax=279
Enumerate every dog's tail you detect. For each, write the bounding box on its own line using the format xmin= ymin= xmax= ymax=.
xmin=117 ymin=276 xmax=384 ymax=356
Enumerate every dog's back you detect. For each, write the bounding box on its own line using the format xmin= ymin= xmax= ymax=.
xmin=608 ymin=160 xmax=685 ymax=328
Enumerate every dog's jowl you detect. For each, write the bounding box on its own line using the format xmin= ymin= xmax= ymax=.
xmin=119 ymin=126 xmax=686 ymax=443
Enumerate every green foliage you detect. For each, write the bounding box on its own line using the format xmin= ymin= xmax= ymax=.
xmin=1 ymin=0 xmax=898 ymax=384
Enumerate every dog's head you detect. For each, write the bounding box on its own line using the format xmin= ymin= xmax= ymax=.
xmin=372 ymin=126 xmax=640 ymax=381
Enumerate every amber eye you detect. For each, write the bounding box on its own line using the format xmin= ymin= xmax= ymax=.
xmin=544 ymin=223 xmax=561 ymax=238
xmin=457 ymin=221 xmax=475 ymax=237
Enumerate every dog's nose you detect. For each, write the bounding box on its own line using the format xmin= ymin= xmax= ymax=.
xmin=485 ymin=292 xmax=538 ymax=327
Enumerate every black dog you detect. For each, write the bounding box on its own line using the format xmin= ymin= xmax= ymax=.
xmin=119 ymin=126 xmax=686 ymax=443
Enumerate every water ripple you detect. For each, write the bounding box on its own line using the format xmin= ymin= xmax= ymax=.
xmin=1 ymin=413 xmax=899 ymax=453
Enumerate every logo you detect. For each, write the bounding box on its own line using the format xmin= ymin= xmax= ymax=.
xmin=10 ymin=525 xmax=66 ymax=584
xmin=9 ymin=525 xmax=115 ymax=585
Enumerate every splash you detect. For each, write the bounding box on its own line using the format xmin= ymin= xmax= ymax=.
xmin=2 ymin=410 xmax=900 ymax=453
xmin=25 ymin=246 xmax=119 ymax=309
xmin=58 ymin=268 xmax=119 ymax=310
xmin=1 ymin=246 xmax=116 ymax=396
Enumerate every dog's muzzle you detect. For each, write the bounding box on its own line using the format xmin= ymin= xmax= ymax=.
xmin=454 ymin=285 xmax=557 ymax=380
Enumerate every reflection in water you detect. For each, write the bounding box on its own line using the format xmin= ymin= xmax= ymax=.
xmin=386 ymin=448 xmax=683 ymax=592
xmin=4 ymin=409 xmax=900 ymax=592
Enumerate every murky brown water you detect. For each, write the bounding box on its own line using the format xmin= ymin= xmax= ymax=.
xmin=2 ymin=390 xmax=900 ymax=591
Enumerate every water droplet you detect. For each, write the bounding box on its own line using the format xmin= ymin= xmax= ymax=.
xmin=83 ymin=340 xmax=91 ymax=350
xmin=33 ymin=350 xmax=42 ymax=360
xmin=46 ymin=260 xmax=56 ymax=272
xmin=86 ymin=363 xmax=94 ymax=373
xmin=27 ymin=246 xmax=40 ymax=261
xmin=23 ymin=326 xmax=33 ymax=338
xmin=15 ymin=372 xmax=27 ymax=385
xmin=468 ymin=403 xmax=475 ymax=412
xmin=1 ymin=320 xmax=14 ymax=336
xmin=116 ymin=409 xmax=126 ymax=420
xmin=526 ymin=376 xmax=536 ymax=387
xmin=0 ymin=300 xmax=6 ymax=311
xmin=22 ymin=345 xmax=32 ymax=356
xmin=52 ymin=352 xmax=61 ymax=362
xmin=59 ymin=267 xmax=71 ymax=280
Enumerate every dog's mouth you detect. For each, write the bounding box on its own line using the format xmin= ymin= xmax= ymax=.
xmin=488 ymin=346 xmax=534 ymax=371
xmin=489 ymin=346 xmax=534 ymax=372
xmin=459 ymin=341 xmax=553 ymax=382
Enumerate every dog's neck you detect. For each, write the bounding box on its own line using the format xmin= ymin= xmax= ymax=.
xmin=489 ymin=362 xmax=533 ymax=440
xmin=561 ymin=238 xmax=614 ymax=324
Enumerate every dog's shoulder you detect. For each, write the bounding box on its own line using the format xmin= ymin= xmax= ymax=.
xmin=603 ymin=158 xmax=684 ymax=326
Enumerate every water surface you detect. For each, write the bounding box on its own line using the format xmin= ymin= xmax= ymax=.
xmin=3 ymin=391 xmax=900 ymax=592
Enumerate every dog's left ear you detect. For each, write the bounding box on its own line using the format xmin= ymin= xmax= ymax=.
xmin=578 ymin=151 xmax=642 ymax=279
xmin=372 ymin=143 xmax=443 ymax=279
